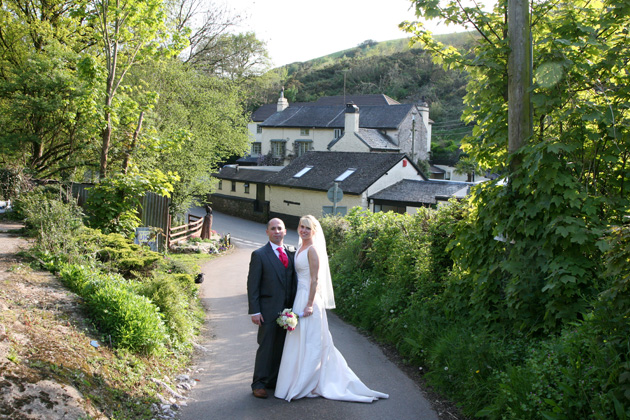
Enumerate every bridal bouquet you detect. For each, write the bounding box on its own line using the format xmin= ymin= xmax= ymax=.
xmin=276 ymin=308 xmax=299 ymax=331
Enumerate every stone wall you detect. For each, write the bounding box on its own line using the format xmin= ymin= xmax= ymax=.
xmin=208 ymin=194 xmax=269 ymax=224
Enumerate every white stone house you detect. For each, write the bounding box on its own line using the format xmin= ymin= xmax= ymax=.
xmin=243 ymin=93 xmax=432 ymax=166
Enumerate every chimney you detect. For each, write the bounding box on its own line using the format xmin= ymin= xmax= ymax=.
xmin=277 ymin=86 xmax=289 ymax=112
xmin=345 ymin=103 xmax=359 ymax=134
xmin=417 ymin=100 xmax=431 ymax=152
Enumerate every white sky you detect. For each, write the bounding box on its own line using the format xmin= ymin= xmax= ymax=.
xmin=224 ymin=0 xmax=467 ymax=67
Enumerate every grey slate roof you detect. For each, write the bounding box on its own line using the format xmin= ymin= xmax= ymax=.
xmin=260 ymin=104 xmax=414 ymax=130
xmin=214 ymin=166 xmax=281 ymax=183
xmin=327 ymin=129 xmax=400 ymax=151
xmin=310 ymin=94 xmax=399 ymax=106
xmin=250 ymin=95 xmax=399 ymax=122
xmin=266 ymin=151 xmax=419 ymax=195
xmin=370 ymin=179 xmax=471 ymax=205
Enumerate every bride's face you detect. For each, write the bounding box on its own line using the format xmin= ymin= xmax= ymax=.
xmin=298 ymin=223 xmax=314 ymax=241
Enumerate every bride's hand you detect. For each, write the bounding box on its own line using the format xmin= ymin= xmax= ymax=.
xmin=303 ymin=306 xmax=313 ymax=317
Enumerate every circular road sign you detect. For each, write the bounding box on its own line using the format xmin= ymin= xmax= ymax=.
xmin=327 ymin=185 xmax=343 ymax=203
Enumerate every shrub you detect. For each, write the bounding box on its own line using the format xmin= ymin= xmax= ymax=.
xmin=14 ymin=186 xmax=85 ymax=259
xmin=58 ymin=265 xmax=168 ymax=354
xmin=137 ymin=273 xmax=203 ymax=348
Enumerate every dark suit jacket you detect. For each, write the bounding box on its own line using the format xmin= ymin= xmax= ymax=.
xmin=247 ymin=243 xmax=297 ymax=323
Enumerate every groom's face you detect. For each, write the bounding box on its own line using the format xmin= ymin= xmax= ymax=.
xmin=266 ymin=219 xmax=286 ymax=246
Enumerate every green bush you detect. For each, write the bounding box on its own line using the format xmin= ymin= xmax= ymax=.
xmin=77 ymin=230 xmax=163 ymax=278
xmin=327 ymin=205 xmax=630 ymax=419
xmin=137 ymin=273 xmax=203 ymax=348
xmin=14 ymin=186 xmax=85 ymax=259
xmin=58 ymin=265 xmax=168 ymax=354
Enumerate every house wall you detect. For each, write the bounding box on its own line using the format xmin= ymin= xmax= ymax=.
xmin=216 ymin=179 xmax=256 ymax=199
xmin=396 ymin=114 xmax=429 ymax=162
xmin=261 ymin=127 xmax=339 ymax=159
xmin=365 ymin=158 xmax=425 ymax=199
xmin=268 ymin=186 xmax=363 ymax=221
xmin=329 ymin=133 xmax=371 ymax=152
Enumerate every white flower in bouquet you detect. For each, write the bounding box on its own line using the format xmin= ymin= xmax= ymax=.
xmin=276 ymin=308 xmax=299 ymax=331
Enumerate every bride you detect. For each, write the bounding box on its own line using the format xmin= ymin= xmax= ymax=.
xmin=274 ymin=215 xmax=389 ymax=403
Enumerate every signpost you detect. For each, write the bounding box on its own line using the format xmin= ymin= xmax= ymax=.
xmin=134 ymin=227 xmax=159 ymax=251
xmin=327 ymin=182 xmax=343 ymax=215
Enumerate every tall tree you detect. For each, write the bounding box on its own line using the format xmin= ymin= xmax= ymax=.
xmin=0 ymin=0 xmax=99 ymax=178
xmin=91 ymin=0 xmax=173 ymax=178
xmin=127 ymin=59 xmax=250 ymax=214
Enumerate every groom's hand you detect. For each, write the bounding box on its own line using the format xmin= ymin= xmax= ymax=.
xmin=251 ymin=314 xmax=264 ymax=326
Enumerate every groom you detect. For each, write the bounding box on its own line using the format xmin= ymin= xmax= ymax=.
xmin=247 ymin=218 xmax=297 ymax=398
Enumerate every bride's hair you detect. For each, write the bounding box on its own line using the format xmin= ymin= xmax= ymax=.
xmin=298 ymin=215 xmax=318 ymax=233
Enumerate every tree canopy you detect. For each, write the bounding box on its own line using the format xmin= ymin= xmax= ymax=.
xmin=0 ymin=0 xmax=264 ymax=218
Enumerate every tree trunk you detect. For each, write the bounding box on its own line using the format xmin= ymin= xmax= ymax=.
xmin=507 ymin=0 xmax=532 ymax=173
xmin=122 ymin=111 xmax=144 ymax=174
xmin=99 ymin=114 xmax=112 ymax=178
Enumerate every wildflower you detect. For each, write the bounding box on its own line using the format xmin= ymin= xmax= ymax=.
xmin=444 ymin=367 xmax=449 ymax=371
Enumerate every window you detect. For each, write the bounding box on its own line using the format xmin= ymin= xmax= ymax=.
xmin=218 ymin=180 xmax=222 ymax=190
xmin=322 ymin=206 xmax=347 ymax=216
xmin=271 ymin=140 xmax=286 ymax=158
xmin=256 ymin=124 xmax=262 ymax=134
xmin=231 ymin=181 xmax=236 ymax=192
xmin=300 ymin=128 xmax=310 ymax=136
xmin=244 ymin=183 xmax=250 ymax=194
xmin=334 ymin=128 xmax=344 ymax=139
xmin=293 ymin=166 xmax=313 ymax=178
xmin=295 ymin=140 xmax=312 ymax=157
xmin=251 ymin=142 xmax=261 ymax=156
xmin=335 ymin=168 xmax=357 ymax=182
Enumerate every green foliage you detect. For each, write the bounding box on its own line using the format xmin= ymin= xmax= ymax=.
xmin=129 ymin=59 xmax=250 ymax=215
xmin=84 ymin=169 xmax=177 ymax=236
xmin=328 ymin=207 xmax=630 ymax=419
xmin=326 ymin=205 xmax=464 ymax=337
xmin=136 ymin=272 xmax=203 ymax=348
xmin=58 ymin=264 xmax=168 ymax=354
xmin=14 ymin=185 xmax=84 ymax=258
xmin=450 ymin=142 xmax=608 ymax=334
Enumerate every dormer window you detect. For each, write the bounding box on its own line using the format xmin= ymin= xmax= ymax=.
xmin=335 ymin=168 xmax=356 ymax=182
xmin=294 ymin=166 xmax=313 ymax=178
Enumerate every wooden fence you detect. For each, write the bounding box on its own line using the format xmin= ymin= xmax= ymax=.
xmin=71 ymin=183 xmax=171 ymax=251
xmin=168 ymin=214 xmax=204 ymax=247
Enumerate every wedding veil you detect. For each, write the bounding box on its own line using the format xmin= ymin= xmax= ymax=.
xmin=298 ymin=216 xmax=336 ymax=309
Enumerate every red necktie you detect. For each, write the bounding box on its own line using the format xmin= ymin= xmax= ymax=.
xmin=277 ymin=247 xmax=288 ymax=268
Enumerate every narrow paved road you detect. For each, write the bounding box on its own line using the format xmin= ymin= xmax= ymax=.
xmin=179 ymin=211 xmax=439 ymax=420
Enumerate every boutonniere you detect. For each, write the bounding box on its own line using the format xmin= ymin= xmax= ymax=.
xmin=285 ymin=245 xmax=296 ymax=253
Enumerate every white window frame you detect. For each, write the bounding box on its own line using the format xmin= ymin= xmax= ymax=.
xmin=334 ymin=128 xmax=344 ymax=139
xmin=271 ymin=140 xmax=286 ymax=158
xmin=300 ymin=128 xmax=310 ymax=136
xmin=295 ymin=140 xmax=312 ymax=157
xmin=251 ymin=142 xmax=262 ymax=156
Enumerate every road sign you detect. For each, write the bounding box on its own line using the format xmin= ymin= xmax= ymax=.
xmin=327 ymin=184 xmax=343 ymax=203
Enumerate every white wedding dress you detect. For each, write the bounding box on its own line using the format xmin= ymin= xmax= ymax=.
xmin=274 ymin=246 xmax=389 ymax=402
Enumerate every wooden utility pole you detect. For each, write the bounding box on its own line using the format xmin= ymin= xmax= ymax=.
xmin=507 ymin=0 xmax=532 ymax=173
